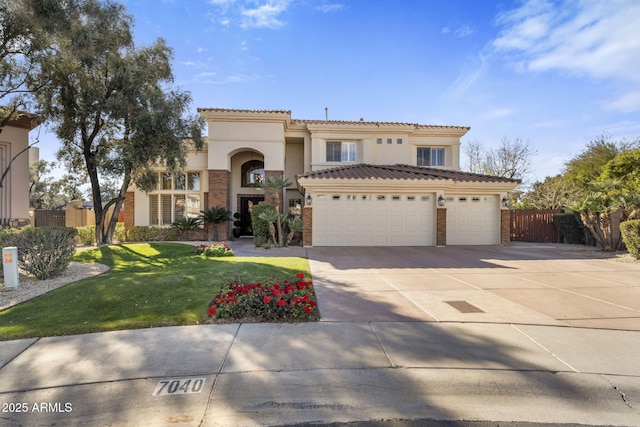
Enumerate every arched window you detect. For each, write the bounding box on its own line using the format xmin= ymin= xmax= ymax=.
xmin=241 ymin=160 xmax=265 ymax=187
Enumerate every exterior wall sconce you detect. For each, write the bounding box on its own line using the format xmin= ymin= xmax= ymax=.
xmin=305 ymin=193 xmax=312 ymax=206
xmin=437 ymin=195 xmax=446 ymax=207
xmin=501 ymin=196 xmax=509 ymax=208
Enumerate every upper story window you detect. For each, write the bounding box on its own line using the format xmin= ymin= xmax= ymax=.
xmin=326 ymin=141 xmax=356 ymax=162
xmin=417 ymin=147 xmax=445 ymax=167
xmin=241 ymin=160 xmax=265 ymax=187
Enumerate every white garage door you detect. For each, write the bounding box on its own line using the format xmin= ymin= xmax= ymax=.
xmin=313 ymin=193 xmax=435 ymax=246
xmin=446 ymin=195 xmax=499 ymax=245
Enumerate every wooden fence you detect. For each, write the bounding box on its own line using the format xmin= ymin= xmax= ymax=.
xmin=33 ymin=209 xmax=66 ymax=227
xmin=511 ymin=209 xmax=563 ymax=243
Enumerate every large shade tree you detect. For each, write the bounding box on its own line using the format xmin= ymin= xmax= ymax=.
xmin=29 ymin=0 xmax=204 ymax=244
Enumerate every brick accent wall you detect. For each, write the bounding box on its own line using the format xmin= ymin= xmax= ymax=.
xmin=436 ymin=208 xmax=447 ymax=246
xmin=501 ymin=209 xmax=511 ymax=245
xmin=124 ymin=192 xmax=135 ymax=229
xmin=302 ymin=206 xmax=312 ymax=246
xmin=207 ymin=169 xmax=231 ymax=240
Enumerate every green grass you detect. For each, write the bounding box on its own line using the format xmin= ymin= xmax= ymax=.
xmin=0 ymin=243 xmax=311 ymax=340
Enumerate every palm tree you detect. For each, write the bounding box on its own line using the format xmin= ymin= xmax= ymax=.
xmin=285 ymin=217 xmax=303 ymax=246
xmin=258 ymin=209 xmax=279 ymax=247
xmin=171 ymin=217 xmax=202 ymax=240
xmin=200 ymin=206 xmax=232 ymax=241
xmin=259 ymin=175 xmax=291 ymax=247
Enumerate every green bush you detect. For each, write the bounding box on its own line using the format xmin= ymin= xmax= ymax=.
xmin=620 ymin=220 xmax=640 ymax=259
xmin=75 ymin=226 xmax=96 ymax=246
xmin=113 ymin=223 xmax=126 ymax=242
xmin=250 ymin=204 xmax=276 ymax=247
xmin=194 ymin=243 xmax=234 ymax=257
xmin=1 ymin=227 xmax=77 ymax=279
xmin=553 ymin=212 xmax=590 ymax=245
xmin=125 ymin=226 xmax=177 ymax=242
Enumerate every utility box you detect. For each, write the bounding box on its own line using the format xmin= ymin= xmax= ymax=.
xmin=2 ymin=247 xmax=19 ymax=288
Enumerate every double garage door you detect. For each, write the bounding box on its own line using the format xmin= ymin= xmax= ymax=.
xmin=313 ymin=193 xmax=435 ymax=246
xmin=312 ymin=192 xmax=499 ymax=246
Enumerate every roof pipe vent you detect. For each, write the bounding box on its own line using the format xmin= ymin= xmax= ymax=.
xmin=324 ymin=107 xmax=328 ymax=121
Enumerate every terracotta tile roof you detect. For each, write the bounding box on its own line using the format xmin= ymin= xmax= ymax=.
xmin=298 ymin=164 xmax=521 ymax=183
xmin=197 ymin=108 xmax=292 ymax=114
xmin=291 ymin=119 xmax=470 ymax=131
xmin=196 ymin=108 xmax=469 ymax=130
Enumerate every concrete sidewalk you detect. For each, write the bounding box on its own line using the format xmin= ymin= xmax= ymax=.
xmin=1 ymin=242 xmax=639 ymax=426
xmin=0 ymin=322 xmax=639 ymax=426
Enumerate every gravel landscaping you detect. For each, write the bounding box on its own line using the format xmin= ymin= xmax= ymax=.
xmin=0 ymin=261 xmax=110 ymax=311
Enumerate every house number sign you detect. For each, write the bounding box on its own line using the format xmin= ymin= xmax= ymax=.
xmin=152 ymin=378 xmax=206 ymax=396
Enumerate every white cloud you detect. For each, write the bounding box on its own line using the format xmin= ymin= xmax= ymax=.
xmin=241 ymin=0 xmax=291 ymax=29
xmin=316 ymin=3 xmax=345 ymax=13
xmin=492 ymin=0 xmax=640 ymax=112
xmin=445 ymin=52 xmax=488 ymax=99
xmin=454 ymin=25 xmax=473 ymax=38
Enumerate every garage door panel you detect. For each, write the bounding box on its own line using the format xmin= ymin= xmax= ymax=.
xmin=446 ymin=195 xmax=499 ymax=245
xmin=313 ymin=193 xmax=435 ymax=246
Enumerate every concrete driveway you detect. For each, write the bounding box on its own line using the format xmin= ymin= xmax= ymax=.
xmin=307 ymin=244 xmax=640 ymax=330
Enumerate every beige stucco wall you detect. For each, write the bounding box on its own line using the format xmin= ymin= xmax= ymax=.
xmin=304 ymin=127 xmax=463 ymax=172
xmin=0 ymin=125 xmax=31 ymax=220
xmin=208 ymin=122 xmax=286 ymax=171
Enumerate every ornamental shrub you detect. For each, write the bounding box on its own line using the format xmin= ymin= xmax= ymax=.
xmin=250 ymin=204 xmax=276 ymax=247
xmin=75 ymin=225 xmax=96 ymax=246
xmin=620 ymin=220 xmax=640 ymax=259
xmin=1 ymin=227 xmax=77 ymax=279
xmin=125 ymin=226 xmax=177 ymax=242
xmin=207 ymin=272 xmax=318 ymax=322
xmin=194 ymin=242 xmax=234 ymax=257
xmin=553 ymin=212 xmax=591 ymax=245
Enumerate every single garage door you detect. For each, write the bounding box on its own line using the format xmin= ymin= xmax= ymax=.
xmin=446 ymin=195 xmax=499 ymax=245
xmin=313 ymin=193 xmax=435 ymax=246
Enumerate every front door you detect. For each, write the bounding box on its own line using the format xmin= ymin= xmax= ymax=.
xmin=239 ymin=196 xmax=264 ymax=236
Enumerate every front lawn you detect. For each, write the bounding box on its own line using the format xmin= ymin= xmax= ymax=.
xmin=0 ymin=243 xmax=311 ymax=340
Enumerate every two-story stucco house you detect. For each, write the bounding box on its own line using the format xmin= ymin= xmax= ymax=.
xmin=0 ymin=113 xmax=41 ymax=228
xmin=125 ymin=108 xmax=519 ymax=246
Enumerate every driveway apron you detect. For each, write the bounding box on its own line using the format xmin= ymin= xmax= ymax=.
xmin=307 ymin=245 xmax=640 ymax=330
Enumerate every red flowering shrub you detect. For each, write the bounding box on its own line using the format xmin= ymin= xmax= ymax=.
xmin=207 ymin=273 xmax=318 ymax=322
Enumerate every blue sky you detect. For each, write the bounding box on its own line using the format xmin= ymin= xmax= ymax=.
xmin=35 ymin=0 xmax=640 ymax=184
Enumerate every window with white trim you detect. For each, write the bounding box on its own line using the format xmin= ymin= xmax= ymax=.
xmin=417 ymin=147 xmax=445 ymax=167
xmin=150 ymin=172 xmax=201 ymax=225
xmin=326 ymin=141 xmax=356 ymax=162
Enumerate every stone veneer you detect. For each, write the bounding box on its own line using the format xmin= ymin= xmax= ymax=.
xmin=124 ymin=192 xmax=135 ymax=229
xmin=436 ymin=208 xmax=447 ymax=246
xmin=302 ymin=206 xmax=312 ymax=246
xmin=208 ymin=169 xmax=231 ymax=240
xmin=501 ymin=209 xmax=511 ymax=245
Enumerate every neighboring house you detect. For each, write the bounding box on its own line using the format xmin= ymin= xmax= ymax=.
xmin=125 ymin=108 xmax=520 ymax=246
xmin=0 ymin=113 xmax=41 ymax=228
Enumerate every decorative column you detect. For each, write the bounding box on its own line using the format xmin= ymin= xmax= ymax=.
xmin=302 ymin=206 xmax=313 ymax=247
xmin=436 ymin=208 xmax=447 ymax=246
xmin=124 ymin=192 xmax=135 ymax=229
xmin=501 ymin=209 xmax=511 ymax=245
xmin=208 ymin=169 xmax=231 ymax=240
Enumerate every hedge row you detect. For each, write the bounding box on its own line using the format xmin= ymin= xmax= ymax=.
xmin=620 ymin=220 xmax=640 ymax=259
